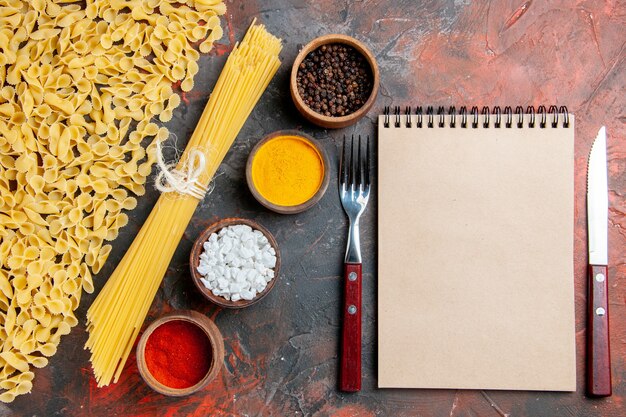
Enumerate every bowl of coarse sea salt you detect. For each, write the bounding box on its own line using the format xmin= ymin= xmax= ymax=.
xmin=190 ymin=218 xmax=280 ymax=308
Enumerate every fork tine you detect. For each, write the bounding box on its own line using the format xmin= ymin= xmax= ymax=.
xmin=340 ymin=135 xmax=348 ymax=186
xmin=348 ymin=134 xmax=355 ymax=187
xmin=356 ymin=135 xmax=362 ymax=187
xmin=365 ymin=135 xmax=371 ymax=187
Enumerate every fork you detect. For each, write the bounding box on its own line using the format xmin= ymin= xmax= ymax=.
xmin=339 ymin=134 xmax=371 ymax=392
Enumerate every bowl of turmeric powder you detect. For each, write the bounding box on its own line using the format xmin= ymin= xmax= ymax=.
xmin=246 ymin=130 xmax=330 ymax=214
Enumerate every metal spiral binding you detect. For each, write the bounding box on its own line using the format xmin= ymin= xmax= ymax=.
xmin=481 ymin=106 xmax=490 ymax=128
xmin=515 ymin=106 xmax=524 ymax=129
xmin=394 ymin=106 xmax=401 ymax=127
xmin=471 ymin=106 xmax=479 ymax=128
xmin=381 ymin=105 xmax=570 ymax=128
xmin=437 ymin=106 xmax=445 ymax=128
xmin=515 ymin=106 xmax=524 ymax=128
xmin=549 ymin=105 xmax=559 ymax=128
xmin=526 ymin=106 xmax=535 ymax=127
xmin=538 ymin=105 xmax=547 ymax=128
xmin=560 ymin=106 xmax=569 ymax=127
xmin=504 ymin=106 xmax=513 ymax=128
xmin=460 ymin=106 xmax=467 ymax=128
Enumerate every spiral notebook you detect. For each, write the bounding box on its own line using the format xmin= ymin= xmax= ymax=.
xmin=378 ymin=106 xmax=576 ymax=391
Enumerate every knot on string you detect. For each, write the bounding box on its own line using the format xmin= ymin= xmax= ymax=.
xmin=154 ymin=136 xmax=209 ymax=200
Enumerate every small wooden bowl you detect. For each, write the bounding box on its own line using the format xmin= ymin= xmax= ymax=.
xmin=290 ymin=34 xmax=379 ymax=129
xmin=246 ymin=130 xmax=330 ymax=214
xmin=136 ymin=310 xmax=224 ymax=396
xmin=190 ymin=218 xmax=281 ymax=308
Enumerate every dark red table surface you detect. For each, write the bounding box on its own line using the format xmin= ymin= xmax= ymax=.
xmin=7 ymin=1 xmax=625 ymax=416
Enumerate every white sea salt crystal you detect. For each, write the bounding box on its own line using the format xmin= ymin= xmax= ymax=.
xmin=197 ymin=264 xmax=211 ymax=275
xmin=240 ymin=289 xmax=254 ymax=301
xmin=262 ymin=253 xmax=276 ymax=268
xmin=239 ymin=247 xmax=254 ymax=258
xmin=221 ymin=242 xmax=232 ymax=255
xmin=196 ymin=224 xmax=277 ymax=301
xmin=236 ymin=269 xmax=247 ymax=282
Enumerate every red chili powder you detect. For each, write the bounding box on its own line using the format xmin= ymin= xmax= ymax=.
xmin=144 ymin=320 xmax=212 ymax=389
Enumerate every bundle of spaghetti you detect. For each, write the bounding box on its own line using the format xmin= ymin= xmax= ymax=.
xmin=85 ymin=20 xmax=282 ymax=387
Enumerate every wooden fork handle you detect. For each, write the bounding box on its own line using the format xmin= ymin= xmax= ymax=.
xmin=587 ymin=264 xmax=612 ymax=397
xmin=340 ymin=262 xmax=362 ymax=392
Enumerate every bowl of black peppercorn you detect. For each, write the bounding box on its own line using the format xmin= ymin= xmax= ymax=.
xmin=290 ymin=34 xmax=379 ymax=129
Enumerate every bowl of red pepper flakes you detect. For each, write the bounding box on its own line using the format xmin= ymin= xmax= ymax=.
xmin=136 ymin=310 xmax=224 ymax=396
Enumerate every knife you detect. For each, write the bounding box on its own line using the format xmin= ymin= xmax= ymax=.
xmin=586 ymin=126 xmax=611 ymax=397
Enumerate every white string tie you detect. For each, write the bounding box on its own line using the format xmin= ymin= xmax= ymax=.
xmin=155 ymin=138 xmax=208 ymax=200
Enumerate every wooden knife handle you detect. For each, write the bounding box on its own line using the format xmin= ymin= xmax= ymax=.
xmin=586 ymin=264 xmax=612 ymax=397
xmin=340 ymin=262 xmax=362 ymax=392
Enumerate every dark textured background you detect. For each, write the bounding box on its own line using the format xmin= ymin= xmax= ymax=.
xmin=5 ymin=0 xmax=625 ymax=416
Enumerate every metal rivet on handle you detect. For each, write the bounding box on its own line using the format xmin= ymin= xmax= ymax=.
xmin=596 ymin=307 xmax=606 ymax=316
xmin=595 ymin=273 xmax=605 ymax=283
xmin=348 ymin=272 xmax=357 ymax=281
xmin=348 ymin=305 xmax=357 ymax=315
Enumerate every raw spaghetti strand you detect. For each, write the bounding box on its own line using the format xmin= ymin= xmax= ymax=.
xmin=85 ymin=20 xmax=282 ymax=387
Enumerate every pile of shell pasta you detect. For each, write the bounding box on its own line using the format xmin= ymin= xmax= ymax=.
xmin=0 ymin=0 xmax=225 ymax=403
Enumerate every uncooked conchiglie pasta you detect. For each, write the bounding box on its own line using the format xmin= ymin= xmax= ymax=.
xmin=0 ymin=0 xmax=226 ymax=403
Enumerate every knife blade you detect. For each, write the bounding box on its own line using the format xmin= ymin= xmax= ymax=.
xmin=586 ymin=126 xmax=611 ymax=397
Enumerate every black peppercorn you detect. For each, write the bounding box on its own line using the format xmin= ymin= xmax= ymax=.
xmin=296 ymin=43 xmax=373 ymax=117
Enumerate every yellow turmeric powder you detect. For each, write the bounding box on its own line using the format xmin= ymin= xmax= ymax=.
xmin=251 ymin=135 xmax=324 ymax=206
